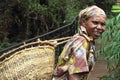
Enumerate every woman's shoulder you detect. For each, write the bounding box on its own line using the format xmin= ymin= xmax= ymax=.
xmin=72 ymin=33 xmax=90 ymax=49
xmin=72 ymin=33 xmax=86 ymax=41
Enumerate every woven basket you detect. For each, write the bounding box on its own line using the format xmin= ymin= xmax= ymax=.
xmin=0 ymin=39 xmax=57 ymax=80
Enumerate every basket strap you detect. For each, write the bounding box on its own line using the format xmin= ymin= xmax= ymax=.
xmin=50 ymin=36 xmax=71 ymax=46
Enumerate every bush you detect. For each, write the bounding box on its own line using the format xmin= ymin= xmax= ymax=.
xmin=98 ymin=13 xmax=120 ymax=80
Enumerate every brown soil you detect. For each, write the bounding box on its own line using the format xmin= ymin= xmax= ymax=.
xmin=88 ymin=57 xmax=109 ymax=80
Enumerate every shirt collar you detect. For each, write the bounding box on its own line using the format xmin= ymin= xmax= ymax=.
xmin=79 ymin=26 xmax=94 ymax=42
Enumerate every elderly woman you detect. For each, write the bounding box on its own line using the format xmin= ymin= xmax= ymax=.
xmin=53 ymin=5 xmax=106 ymax=80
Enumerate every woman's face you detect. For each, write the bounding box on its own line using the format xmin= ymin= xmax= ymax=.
xmin=83 ymin=15 xmax=106 ymax=39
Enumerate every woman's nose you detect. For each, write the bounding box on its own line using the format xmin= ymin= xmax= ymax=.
xmin=97 ymin=24 xmax=102 ymax=29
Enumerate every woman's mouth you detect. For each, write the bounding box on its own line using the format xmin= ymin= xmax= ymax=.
xmin=94 ymin=31 xmax=102 ymax=37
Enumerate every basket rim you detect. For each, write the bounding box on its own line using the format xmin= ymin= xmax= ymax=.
xmin=0 ymin=40 xmax=57 ymax=62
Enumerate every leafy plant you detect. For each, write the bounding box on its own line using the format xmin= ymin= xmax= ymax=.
xmin=98 ymin=13 xmax=120 ymax=80
xmin=0 ymin=42 xmax=11 ymax=50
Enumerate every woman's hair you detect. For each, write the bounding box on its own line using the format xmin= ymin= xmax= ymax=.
xmin=79 ymin=5 xmax=106 ymax=20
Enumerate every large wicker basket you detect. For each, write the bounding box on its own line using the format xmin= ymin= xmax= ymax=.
xmin=0 ymin=39 xmax=57 ymax=80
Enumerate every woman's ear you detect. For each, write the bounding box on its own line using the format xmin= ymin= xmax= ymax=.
xmin=81 ymin=19 xmax=86 ymax=26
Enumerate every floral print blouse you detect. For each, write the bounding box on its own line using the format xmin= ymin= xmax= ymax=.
xmin=55 ymin=26 xmax=96 ymax=76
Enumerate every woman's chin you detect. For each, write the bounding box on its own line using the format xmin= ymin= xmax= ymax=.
xmin=93 ymin=34 xmax=101 ymax=39
xmin=93 ymin=32 xmax=102 ymax=39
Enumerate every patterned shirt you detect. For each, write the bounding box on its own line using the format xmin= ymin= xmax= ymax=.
xmin=55 ymin=26 xmax=96 ymax=75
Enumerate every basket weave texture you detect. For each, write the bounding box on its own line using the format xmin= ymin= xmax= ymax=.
xmin=0 ymin=40 xmax=56 ymax=80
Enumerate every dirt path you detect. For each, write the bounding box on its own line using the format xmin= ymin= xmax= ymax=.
xmin=88 ymin=57 xmax=109 ymax=80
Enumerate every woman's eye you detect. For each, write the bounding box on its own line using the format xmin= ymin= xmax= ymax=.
xmin=92 ymin=21 xmax=106 ymax=27
xmin=101 ymin=23 xmax=105 ymax=26
xmin=92 ymin=21 xmax=98 ymax=25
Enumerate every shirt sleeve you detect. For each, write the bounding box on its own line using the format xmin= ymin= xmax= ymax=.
xmin=57 ymin=37 xmax=78 ymax=66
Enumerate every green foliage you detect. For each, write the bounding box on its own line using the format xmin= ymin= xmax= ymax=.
xmin=0 ymin=42 xmax=11 ymax=50
xmin=98 ymin=13 xmax=120 ymax=80
xmin=65 ymin=0 xmax=94 ymax=23
xmin=112 ymin=5 xmax=120 ymax=10
xmin=0 ymin=0 xmax=95 ymax=43
xmin=94 ymin=0 xmax=117 ymax=17
xmin=0 ymin=0 xmax=67 ymax=42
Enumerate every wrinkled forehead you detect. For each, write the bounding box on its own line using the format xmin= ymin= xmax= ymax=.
xmin=79 ymin=5 xmax=106 ymax=20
